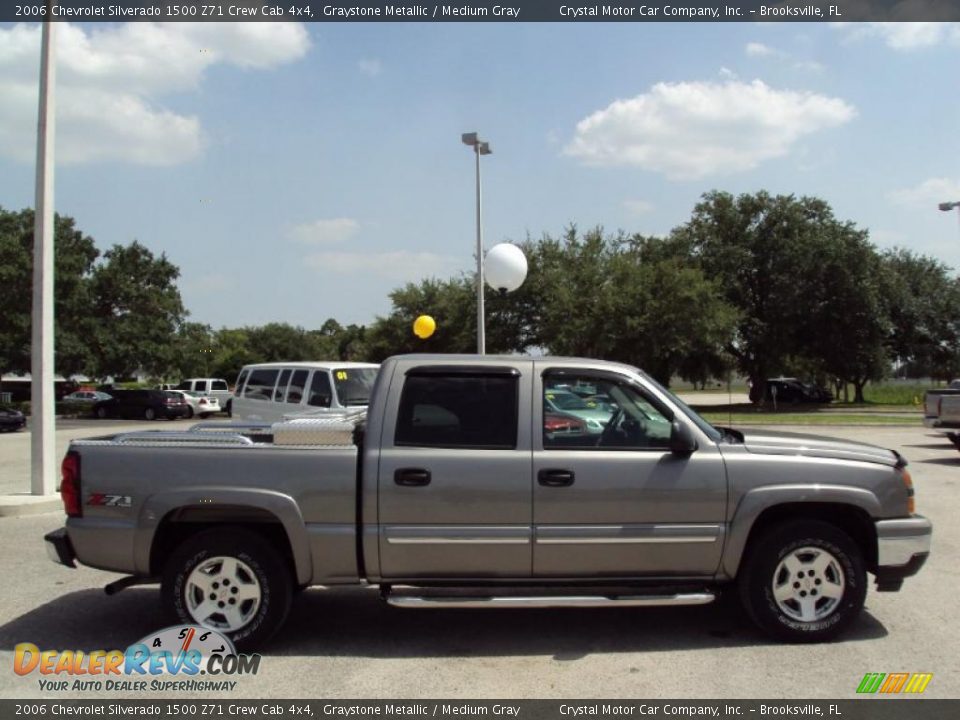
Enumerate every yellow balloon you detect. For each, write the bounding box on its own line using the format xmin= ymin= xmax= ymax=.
xmin=413 ymin=315 xmax=436 ymax=339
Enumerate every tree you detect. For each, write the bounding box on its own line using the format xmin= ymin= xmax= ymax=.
xmin=88 ymin=241 xmax=186 ymax=378
xmin=0 ymin=207 xmax=99 ymax=378
xmin=881 ymin=248 xmax=960 ymax=381
xmin=672 ymin=191 xmax=877 ymax=401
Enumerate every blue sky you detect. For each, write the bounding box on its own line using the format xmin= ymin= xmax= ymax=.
xmin=1 ymin=20 xmax=959 ymax=329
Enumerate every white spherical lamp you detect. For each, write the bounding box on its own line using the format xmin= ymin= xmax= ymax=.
xmin=484 ymin=243 xmax=528 ymax=293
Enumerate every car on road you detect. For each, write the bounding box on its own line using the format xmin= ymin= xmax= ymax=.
xmin=0 ymin=404 xmax=26 ymax=432
xmin=544 ymin=411 xmax=587 ymax=440
xmin=167 ymin=390 xmax=221 ymax=419
xmin=175 ymin=378 xmax=233 ymax=415
xmin=92 ymin=389 xmax=190 ymax=421
xmin=62 ymin=391 xmax=113 ymax=404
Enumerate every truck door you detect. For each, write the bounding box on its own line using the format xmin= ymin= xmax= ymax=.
xmin=533 ymin=367 xmax=727 ymax=578
xmin=377 ymin=363 xmax=533 ymax=579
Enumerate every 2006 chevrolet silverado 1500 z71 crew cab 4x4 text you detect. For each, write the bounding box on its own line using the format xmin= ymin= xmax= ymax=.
xmin=45 ymin=355 xmax=932 ymax=648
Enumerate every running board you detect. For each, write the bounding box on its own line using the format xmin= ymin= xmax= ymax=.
xmin=386 ymin=592 xmax=715 ymax=609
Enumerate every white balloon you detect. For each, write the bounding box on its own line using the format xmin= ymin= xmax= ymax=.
xmin=485 ymin=243 xmax=528 ymax=292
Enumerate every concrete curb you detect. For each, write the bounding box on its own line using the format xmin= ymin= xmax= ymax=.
xmin=0 ymin=494 xmax=62 ymax=518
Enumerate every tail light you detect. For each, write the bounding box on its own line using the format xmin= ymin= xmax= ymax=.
xmin=199 ymin=398 xmax=208 ymax=405
xmin=60 ymin=451 xmax=82 ymax=518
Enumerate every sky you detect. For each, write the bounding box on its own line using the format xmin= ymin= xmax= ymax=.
xmin=0 ymin=19 xmax=959 ymax=331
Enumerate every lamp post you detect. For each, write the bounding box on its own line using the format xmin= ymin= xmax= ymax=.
xmin=461 ymin=132 xmax=491 ymax=354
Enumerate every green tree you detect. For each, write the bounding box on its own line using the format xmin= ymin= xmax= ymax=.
xmin=88 ymin=241 xmax=186 ymax=378
xmin=0 ymin=207 xmax=99 ymax=378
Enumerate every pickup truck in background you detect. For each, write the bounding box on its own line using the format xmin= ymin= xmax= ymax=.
xmin=45 ymin=355 xmax=932 ymax=648
xmin=923 ymin=379 xmax=960 ymax=452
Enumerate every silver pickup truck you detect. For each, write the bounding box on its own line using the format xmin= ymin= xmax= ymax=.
xmin=45 ymin=355 xmax=931 ymax=648
xmin=923 ymin=380 xmax=960 ymax=452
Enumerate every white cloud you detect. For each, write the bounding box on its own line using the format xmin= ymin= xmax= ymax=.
xmin=745 ymin=42 xmax=777 ymax=57
xmin=564 ymin=80 xmax=856 ymax=180
xmin=0 ymin=22 xmax=310 ymax=165
xmin=623 ymin=199 xmax=655 ymax=215
xmin=289 ymin=218 xmax=361 ymax=245
xmin=889 ymin=178 xmax=960 ymax=208
xmin=833 ymin=22 xmax=960 ymax=50
xmin=718 ymin=67 xmax=738 ymax=80
xmin=358 ymin=58 xmax=382 ymax=77
xmin=305 ymin=250 xmax=458 ymax=281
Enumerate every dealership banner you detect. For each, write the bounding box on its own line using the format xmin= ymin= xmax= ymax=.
xmin=1 ymin=700 xmax=958 ymax=720
xmin=4 ymin=0 xmax=960 ymax=23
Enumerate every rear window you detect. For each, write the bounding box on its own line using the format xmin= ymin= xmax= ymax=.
xmin=395 ymin=373 xmax=518 ymax=449
xmin=211 ymin=380 xmax=228 ymax=391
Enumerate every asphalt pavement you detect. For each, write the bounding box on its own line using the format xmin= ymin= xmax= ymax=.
xmin=0 ymin=422 xmax=955 ymax=700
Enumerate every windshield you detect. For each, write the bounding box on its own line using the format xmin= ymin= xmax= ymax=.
xmin=632 ymin=368 xmax=723 ymax=442
xmin=332 ymin=368 xmax=379 ymax=407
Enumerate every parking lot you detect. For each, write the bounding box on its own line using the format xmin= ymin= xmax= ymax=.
xmin=0 ymin=420 xmax=956 ymax=699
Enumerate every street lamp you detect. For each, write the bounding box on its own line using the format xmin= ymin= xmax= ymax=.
xmin=462 ymin=132 xmax=492 ymax=354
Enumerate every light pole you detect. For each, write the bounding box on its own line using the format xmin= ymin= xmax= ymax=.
xmin=461 ymin=132 xmax=491 ymax=354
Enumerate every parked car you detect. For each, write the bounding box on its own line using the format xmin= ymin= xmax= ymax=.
xmin=0 ymin=404 xmax=26 ymax=432
xmin=166 ymin=390 xmax=221 ymax=419
xmin=175 ymin=379 xmax=233 ymax=415
xmin=923 ymin=383 xmax=960 ymax=452
xmin=232 ymin=362 xmax=379 ymax=423
xmin=92 ymin=389 xmax=190 ymax=421
xmin=543 ymin=387 xmax=613 ymax=433
xmin=48 ymin=354 xmax=931 ymax=649
xmin=62 ymin=391 xmax=113 ymax=404
xmin=765 ymin=378 xmax=831 ymax=404
xmin=544 ymin=411 xmax=587 ymax=440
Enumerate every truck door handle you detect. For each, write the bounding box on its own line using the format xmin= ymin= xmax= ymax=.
xmin=538 ymin=469 xmax=575 ymax=487
xmin=394 ymin=468 xmax=432 ymax=487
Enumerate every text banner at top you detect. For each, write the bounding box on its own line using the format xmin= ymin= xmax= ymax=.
xmin=5 ymin=0 xmax=960 ymax=23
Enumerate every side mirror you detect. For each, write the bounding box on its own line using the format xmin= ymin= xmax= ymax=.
xmin=670 ymin=420 xmax=697 ymax=457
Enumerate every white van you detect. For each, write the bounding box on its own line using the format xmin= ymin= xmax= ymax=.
xmin=232 ymin=362 xmax=380 ymax=423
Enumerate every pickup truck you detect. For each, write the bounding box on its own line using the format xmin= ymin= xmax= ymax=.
xmin=45 ymin=355 xmax=932 ymax=648
xmin=923 ymin=380 xmax=960 ymax=452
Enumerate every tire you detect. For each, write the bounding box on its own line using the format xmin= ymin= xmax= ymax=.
xmin=185 ymin=407 xmax=195 ymax=419
xmin=96 ymin=406 xmax=108 ymax=419
xmin=226 ymin=400 xmax=232 ymax=418
xmin=144 ymin=407 xmax=157 ymax=421
xmin=199 ymin=413 xmax=211 ymax=420
xmin=738 ymin=520 xmax=866 ymax=643
xmin=161 ymin=527 xmax=292 ymax=650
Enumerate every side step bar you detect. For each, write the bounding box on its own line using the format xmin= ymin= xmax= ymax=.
xmin=386 ymin=592 xmax=715 ymax=609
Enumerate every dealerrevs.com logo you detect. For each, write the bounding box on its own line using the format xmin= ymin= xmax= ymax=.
xmin=14 ymin=625 xmax=260 ymax=693
xmin=856 ymin=672 xmax=933 ymax=694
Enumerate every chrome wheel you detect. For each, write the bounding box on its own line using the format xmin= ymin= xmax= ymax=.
xmin=184 ymin=556 xmax=262 ymax=632
xmin=772 ymin=545 xmax=845 ymax=623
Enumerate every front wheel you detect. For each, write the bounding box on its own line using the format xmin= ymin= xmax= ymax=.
xmin=739 ymin=520 xmax=866 ymax=643
xmin=161 ymin=527 xmax=292 ymax=650
xmin=95 ymin=406 xmax=108 ymax=419
xmin=144 ymin=407 xmax=157 ymax=421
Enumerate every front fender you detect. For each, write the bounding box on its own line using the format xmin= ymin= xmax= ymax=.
xmin=721 ymin=484 xmax=882 ymax=579
xmin=134 ymin=487 xmax=313 ymax=586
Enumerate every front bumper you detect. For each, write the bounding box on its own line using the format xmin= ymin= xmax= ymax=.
xmin=44 ymin=528 xmax=77 ymax=569
xmin=874 ymin=515 xmax=932 ymax=591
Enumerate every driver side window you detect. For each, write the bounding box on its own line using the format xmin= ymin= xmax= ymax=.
xmin=542 ymin=371 xmax=672 ymax=450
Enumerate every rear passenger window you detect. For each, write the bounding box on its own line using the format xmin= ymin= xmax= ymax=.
xmin=244 ymin=369 xmax=279 ymax=401
xmin=286 ymin=370 xmax=309 ymax=404
xmin=211 ymin=380 xmax=228 ymax=391
xmin=195 ymin=380 xmax=207 ymax=392
xmin=395 ymin=373 xmax=518 ymax=449
xmin=307 ymin=372 xmax=332 ymax=407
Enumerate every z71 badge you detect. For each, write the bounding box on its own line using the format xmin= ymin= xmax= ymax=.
xmin=87 ymin=493 xmax=132 ymax=508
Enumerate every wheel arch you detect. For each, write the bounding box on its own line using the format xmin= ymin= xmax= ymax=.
xmin=723 ymin=486 xmax=880 ymax=579
xmin=137 ymin=490 xmax=312 ymax=586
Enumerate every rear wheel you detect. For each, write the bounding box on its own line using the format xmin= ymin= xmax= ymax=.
xmin=144 ymin=407 xmax=157 ymax=421
xmin=185 ymin=407 xmax=195 ymax=419
xmin=161 ymin=527 xmax=292 ymax=650
xmin=739 ymin=520 xmax=866 ymax=643
xmin=95 ymin=406 xmax=108 ymax=419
